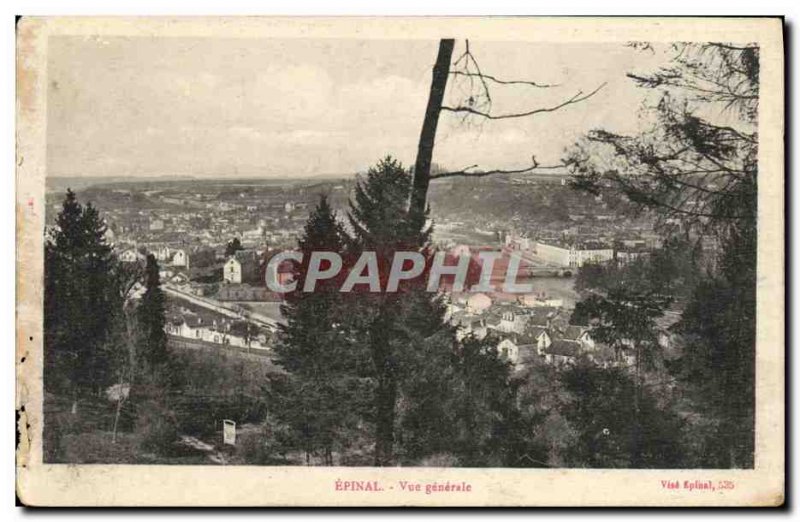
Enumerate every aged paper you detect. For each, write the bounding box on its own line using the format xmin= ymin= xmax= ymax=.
xmin=16 ymin=17 xmax=784 ymax=506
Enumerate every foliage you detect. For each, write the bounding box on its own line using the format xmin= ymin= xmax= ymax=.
xmin=134 ymin=398 xmax=179 ymax=455
xmin=44 ymin=190 xmax=119 ymax=398
xmin=567 ymin=42 xmax=758 ymax=468
xmin=137 ymin=255 xmax=170 ymax=376
xmin=560 ymin=363 xmax=684 ymax=468
xmin=225 ymin=237 xmax=244 ymax=257
xmin=271 ymin=195 xmax=369 ymax=464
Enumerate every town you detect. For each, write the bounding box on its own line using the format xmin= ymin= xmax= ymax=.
xmin=45 ymin=173 xmax=666 ymax=370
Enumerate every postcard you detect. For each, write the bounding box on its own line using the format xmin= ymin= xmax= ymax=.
xmin=16 ymin=16 xmax=784 ymax=506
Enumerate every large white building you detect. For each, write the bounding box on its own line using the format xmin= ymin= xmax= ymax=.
xmin=535 ymin=241 xmax=614 ymax=268
xmin=172 ymin=249 xmax=189 ymax=267
xmin=223 ymin=250 xmax=260 ymax=284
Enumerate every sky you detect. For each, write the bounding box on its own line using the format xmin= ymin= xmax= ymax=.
xmin=46 ymin=36 xmax=667 ymax=179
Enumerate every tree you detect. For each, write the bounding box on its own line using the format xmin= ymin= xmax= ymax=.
xmin=44 ymin=190 xmax=118 ymax=409
xmin=560 ymin=362 xmax=684 ymax=468
xmin=566 ymin=43 xmax=758 ymax=468
xmin=409 ymin=39 xmax=605 ymax=233
xmin=225 ymin=237 xmax=244 ymax=257
xmin=137 ymin=254 xmax=170 ymax=380
xmin=271 ymin=195 xmax=368 ymax=464
xmin=346 ymin=157 xmax=453 ymax=465
xmin=448 ymin=334 xmax=528 ymax=467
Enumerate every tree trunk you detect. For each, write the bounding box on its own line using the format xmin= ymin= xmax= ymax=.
xmin=374 ymin=371 xmax=397 ymax=466
xmin=71 ymin=388 xmax=78 ymax=415
xmin=409 ymin=39 xmax=455 ymax=234
xmin=631 ymin=344 xmax=642 ymax=467
xmin=112 ymin=396 xmax=123 ymax=444
xmin=371 ymin=302 xmax=397 ymax=466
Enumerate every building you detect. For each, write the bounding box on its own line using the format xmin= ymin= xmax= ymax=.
xmin=120 ymin=249 xmax=145 ymax=264
xmin=505 ymin=233 xmax=532 ymax=251
xmin=497 ymin=337 xmax=521 ymax=364
xmin=466 ymin=293 xmax=492 ymax=314
xmin=616 ymin=247 xmax=650 ymax=265
xmin=216 ymin=284 xmax=275 ymax=302
xmin=224 ymin=250 xmax=260 ymax=284
xmin=485 ymin=304 xmax=529 ymax=335
xmin=172 ymin=249 xmax=189 ymax=267
xmin=535 ymin=240 xmax=614 ymax=268
xmin=544 ymin=339 xmax=582 ymax=366
xmin=518 ymin=293 xmax=563 ymax=309
xmin=152 ymin=245 xmax=172 ymax=263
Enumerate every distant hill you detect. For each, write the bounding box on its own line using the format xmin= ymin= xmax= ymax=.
xmin=46 ymin=174 xmax=356 ymax=194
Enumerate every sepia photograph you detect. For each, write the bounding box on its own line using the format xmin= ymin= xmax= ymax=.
xmin=15 ymin=16 xmax=785 ymax=506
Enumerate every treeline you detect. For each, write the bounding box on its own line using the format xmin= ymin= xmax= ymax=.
xmin=566 ymin=42 xmax=758 ymax=468
xmin=44 ymin=190 xmax=244 ymax=462
xmin=264 ymin=158 xmax=521 ymax=466
xmin=259 ymin=158 xmax=691 ymax=468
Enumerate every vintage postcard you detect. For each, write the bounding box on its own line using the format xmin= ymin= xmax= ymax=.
xmin=16 ymin=17 xmax=784 ymax=506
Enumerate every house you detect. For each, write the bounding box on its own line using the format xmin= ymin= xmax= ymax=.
xmin=578 ymin=330 xmax=596 ymax=350
xmin=519 ymin=326 xmax=552 ymax=355
xmin=153 ymin=245 xmax=172 ymax=262
xmin=527 ymin=307 xmax=558 ymax=329
xmin=483 ymin=304 xmax=528 ymax=335
xmin=120 ymin=249 xmax=145 ymax=263
xmin=497 ymin=337 xmax=520 ymax=365
xmin=216 ymin=283 xmax=274 ymax=302
xmin=584 ymin=344 xmax=618 ymax=368
xmin=169 ymin=273 xmax=190 ymax=285
xmin=224 ymin=250 xmax=260 ymax=284
xmin=544 ymin=339 xmax=582 ymax=366
xmin=561 ymin=325 xmax=586 ymax=342
xmin=172 ymin=249 xmax=189 ymax=267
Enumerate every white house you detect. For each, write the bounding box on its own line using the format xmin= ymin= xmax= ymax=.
xmin=172 ymin=249 xmax=189 ymax=267
xmin=224 ymin=250 xmax=260 ymax=284
xmin=120 ymin=249 xmax=145 ymax=263
xmin=497 ymin=337 xmax=520 ymax=365
xmin=523 ymin=326 xmax=552 ymax=355
xmin=495 ymin=307 xmax=528 ymax=335
xmin=578 ymin=330 xmax=596 ymax=350
xmin=153 ymin=245 xmax=172 ymax=262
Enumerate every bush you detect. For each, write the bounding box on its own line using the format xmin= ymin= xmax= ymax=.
xmin=134 ymin=399 xmax=178 ymax=455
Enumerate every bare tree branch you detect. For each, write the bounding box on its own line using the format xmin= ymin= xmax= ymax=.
xmin=441 ymin=82 xmax=607 ymax=120
xmin=431 ymin=155 xmax=568 ymax=180
xmin=449 ymin=70 xmax=558 ymax=89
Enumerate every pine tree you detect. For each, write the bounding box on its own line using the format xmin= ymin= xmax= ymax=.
xmin=346 ymin=157 xmax=452 ymax=465
xmin=271 ymin=195 xmax=368 ymax=464
xmin=137 ymin=254 xmax=170 ymax=380
xmin=225 ymin=237 xmax=244 ymax=257
xmin=44 ymin=190 xmax=118 ymax=406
